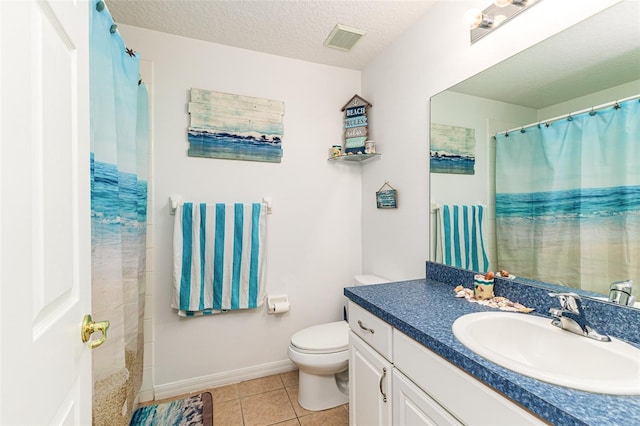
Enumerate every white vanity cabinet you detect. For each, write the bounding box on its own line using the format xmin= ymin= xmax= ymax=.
xmin=347 ymin=301 xmax=546 ymax=426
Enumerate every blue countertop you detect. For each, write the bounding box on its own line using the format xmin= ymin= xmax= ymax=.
xmin=344 ymin=276 xmax=640 ymax=426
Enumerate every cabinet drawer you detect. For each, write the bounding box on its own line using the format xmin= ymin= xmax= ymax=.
xmin=348 ymin=301 xmax=393 ymax=361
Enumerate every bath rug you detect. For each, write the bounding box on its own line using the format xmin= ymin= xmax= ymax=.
xmin=130 ymin=392 xmax=212 ymax=426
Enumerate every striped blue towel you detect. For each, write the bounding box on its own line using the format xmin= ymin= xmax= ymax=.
xmin=173 ymin=202 xmax=266 ymax=316
xmin=439 ymin=204 xmax=489 ymax=272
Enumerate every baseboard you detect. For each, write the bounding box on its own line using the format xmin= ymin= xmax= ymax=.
xmin=136 ymin=389 xmax=155 ymax=404
xmin=153 ymin=359 xmax=297 ymax=400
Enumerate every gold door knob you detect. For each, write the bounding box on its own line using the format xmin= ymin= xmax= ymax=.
xmin=81 ymin=314 xmax=110 ymax=349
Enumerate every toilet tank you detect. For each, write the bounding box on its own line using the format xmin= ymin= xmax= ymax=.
xmin=354 ymin=274 xmax=390 ymax=286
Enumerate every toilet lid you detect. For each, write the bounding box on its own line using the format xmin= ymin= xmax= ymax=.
xmin=291 ymin=321 xmax=349 ymax=353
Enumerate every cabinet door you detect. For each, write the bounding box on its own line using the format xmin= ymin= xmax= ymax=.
xmin=349 ymin=331 xmax=392 ymax=426
xmin=393 ymin=369 xmax=463 ymax=426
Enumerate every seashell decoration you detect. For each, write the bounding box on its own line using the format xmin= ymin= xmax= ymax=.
xmin=453 ymin=285 xmax=534 ymax=313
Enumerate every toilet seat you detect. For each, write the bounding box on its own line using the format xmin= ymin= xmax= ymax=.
xmin=290 ymin=321 xmax=349 ymax=354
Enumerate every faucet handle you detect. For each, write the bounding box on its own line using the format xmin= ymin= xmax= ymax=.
xmin=549 ymin=292 xmax=582 ymax=313
xmin=548 ymin=292 xmax=611 ymax=342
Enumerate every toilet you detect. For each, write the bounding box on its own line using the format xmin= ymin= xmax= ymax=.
xmin=288 ymin=274 xmax=390 ymax=411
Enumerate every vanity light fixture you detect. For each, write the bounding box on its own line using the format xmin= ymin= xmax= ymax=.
xmin=467 ymin=0 xmax=541 ymax=44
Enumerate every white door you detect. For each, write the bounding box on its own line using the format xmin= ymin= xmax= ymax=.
xmin=0 ymin=0 xmax=92 ymax=424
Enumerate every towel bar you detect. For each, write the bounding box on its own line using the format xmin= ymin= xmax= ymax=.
xmin=169 ymin=195 xmax=273 ymax=215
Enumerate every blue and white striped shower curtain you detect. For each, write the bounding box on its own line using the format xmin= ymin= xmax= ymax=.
xmin=90 ymin=0 xmax=149 ymax=424
xmin=495 ymin=98 xmax=640 ymax=296
xmin=173 ymin=202 xmax=266 ymax=316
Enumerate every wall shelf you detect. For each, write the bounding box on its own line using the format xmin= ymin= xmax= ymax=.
xmin=328 ymin=153 xmax=380 ymax=163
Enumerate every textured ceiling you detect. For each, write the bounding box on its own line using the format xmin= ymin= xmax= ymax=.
xmin=107 ymin=0 xmax=639 ymax=107
xmin=107 ymin=0 xmax=438 ymax=70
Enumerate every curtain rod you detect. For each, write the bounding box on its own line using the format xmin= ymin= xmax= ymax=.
xmin=495 ymin=94 xmax=640 ymax=138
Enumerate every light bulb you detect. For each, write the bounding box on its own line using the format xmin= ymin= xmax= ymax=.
xmin=464 ymin=8 xmax=483 ymax=29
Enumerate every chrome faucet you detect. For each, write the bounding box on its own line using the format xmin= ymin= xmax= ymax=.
xmin=548 ymin=292 xmax=610 ymax=342
xmin=608 ymin=280 xmax=635 ymax=306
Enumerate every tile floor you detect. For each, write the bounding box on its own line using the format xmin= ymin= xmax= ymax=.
xmin=140 ymin=371 xmax=349 ymax=426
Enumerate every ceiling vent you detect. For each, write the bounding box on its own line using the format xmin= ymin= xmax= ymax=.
xmin=324 ymin=24 xmax=367 ymax=51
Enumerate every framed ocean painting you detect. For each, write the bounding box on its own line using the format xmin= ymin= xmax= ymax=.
xmin=430 ymin=122 xmax=475 ymax=174
xmin=188 ymin=88 xmax=284 ymax=163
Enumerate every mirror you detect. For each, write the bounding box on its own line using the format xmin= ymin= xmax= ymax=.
xmin=429 ymin=1 xmax=640 ymax=305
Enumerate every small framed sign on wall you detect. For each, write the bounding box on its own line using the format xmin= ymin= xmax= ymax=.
xmin=376 ymin=181 xmax=397 ymax=209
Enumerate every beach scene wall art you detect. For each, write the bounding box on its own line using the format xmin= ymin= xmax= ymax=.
xmin=430 ymin=123 xmax=476 ymax=174
xmin=188 ymin=88 xmax=284 ymax=163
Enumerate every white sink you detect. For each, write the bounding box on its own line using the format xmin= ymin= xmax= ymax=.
xmin=452 ymin=311 xmax=640 ymax=395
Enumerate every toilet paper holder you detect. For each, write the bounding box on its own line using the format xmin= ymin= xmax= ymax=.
xmin=267 ymin=294 xmax=290 ymax=314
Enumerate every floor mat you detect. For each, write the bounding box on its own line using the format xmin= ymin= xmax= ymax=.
xmin=130 ymin=392 xmax=212 ymax=426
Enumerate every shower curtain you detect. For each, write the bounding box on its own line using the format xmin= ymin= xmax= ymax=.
xmin=495 ymin=98 xmax=640 ymax=296
xmin=90 ymin=1 xmax=149 ymax=424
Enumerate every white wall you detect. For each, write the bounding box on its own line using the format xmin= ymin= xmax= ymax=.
xmin=119 ymin=25 xmax=363 ymax=398
xmin=360 ymin=0 xmax=624 ymax=280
